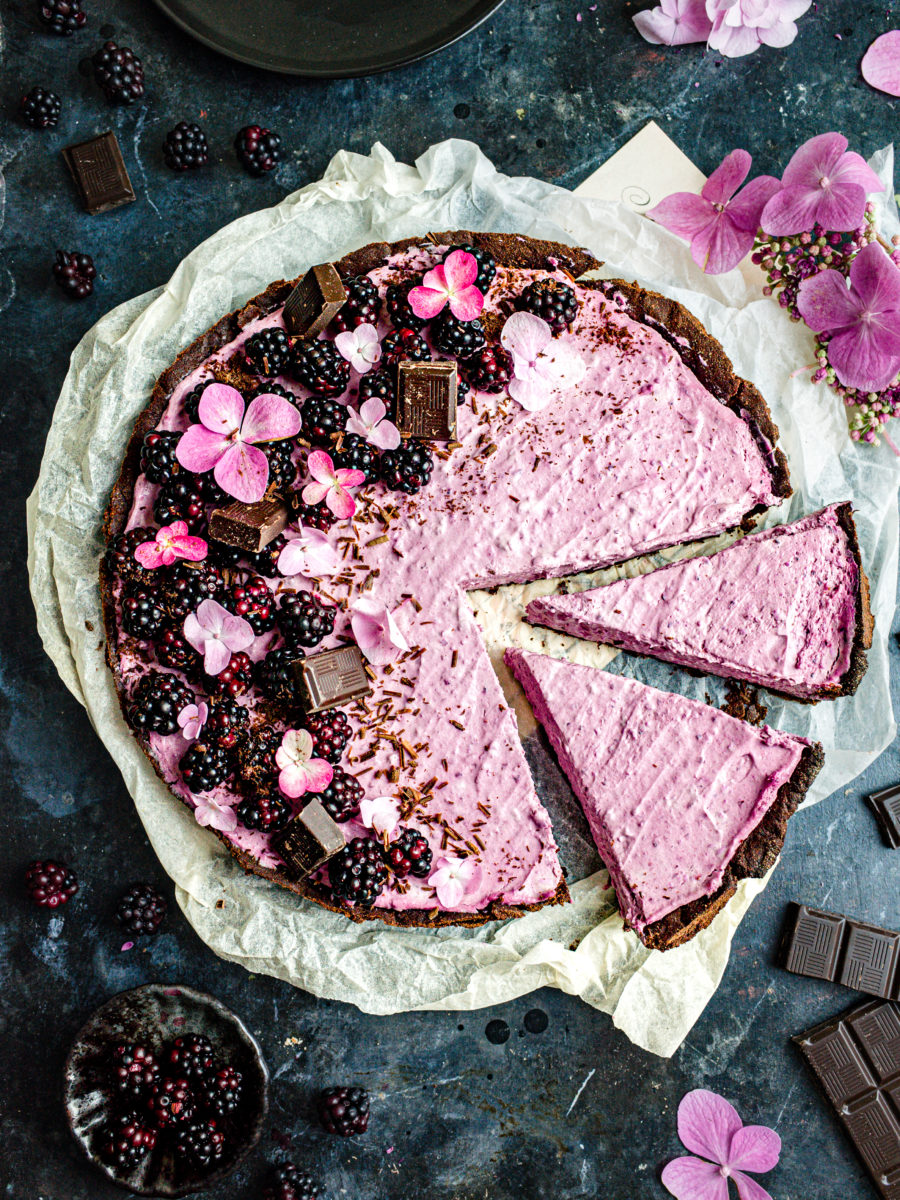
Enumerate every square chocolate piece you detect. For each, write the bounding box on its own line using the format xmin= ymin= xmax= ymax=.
xmin=208 ymin=498 xmax=289 ymax=553
xmin=270 ymin=800 xmax=345 ymax=880
xmin=396 ymin=360 xmax=457 ymax=441
xmin=780 ymin=903 xmax=845 ymax=982
xmin=61 ymin=132 xmax=135 ymax=214
xmin=282 ymin=264 xmax=347 ymax=338
xmin=294 ymin=645 xmax=372 ymax=714
xmin=868 ymin=784 xmax=900 ymax=850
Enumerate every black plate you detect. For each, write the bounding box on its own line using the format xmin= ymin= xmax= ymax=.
xmin=150 ymin=0 xmax=508 ymax=77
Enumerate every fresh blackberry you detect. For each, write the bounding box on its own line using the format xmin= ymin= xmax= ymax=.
xmin=378 ymin=442 xmax=434 ymax=495
xmin=331 ymin=275 xmax=381 ymax=333
xmin=20 ymin=85 xmax=61 ymax=129
xmin=385 ymin=279 xmax=426 ymax=330
xmin=381 ymin=327 xmax=430 ymax=367
xmin=110 ymin=1043 xmax=160 ymax=1098
xmin=38 ymin=0 xmax=86 ymax=35
xmin=204 ymin=698 xmax=250 ymax=749
xmin=306 ymin=710 xmax=351 ymax=763
xmin=456 ymin=373 xmax=471 ymax=402
xmin=92 ymin=41 xmax=144 ymax=106
xmin=236 ymin=725 xmax=281 ymax=786
xmin=263 ymin=1161 xmax=321 ymax=1200
xmin=256 ymin=647 xmax=302 ymax=703
xmin=104 ymin=528 xmax=156 ymax=583
xmin=122 ymin=585 xmax=166 ymax=640
xmin=173 ymin=1118 xmax=225 ymax=1168
xmin=244 ymin=327 xmax=292 ymax=377
xmin=154 ymin=477 xmax=205 ymax=533
xmin=237 ymin=790 xmax=290 ymax=832
xmin=381 ymin=827 xmax=432 ymax=877
xmin=249 ymin=380 xmax=301 ymax=407
xmin=155 ymin=626 xmax=201 ymax=675
xmin=317 ymin=1085 xmax=370 ymax=1135
xmin=140 ymin=430 xmax=183 ymax=485
xmin=193 ymin=469 xmax=229 ymax=507
xmin=100 ymin=1111 xmax=157 ymax=1169
xmin=519 ymin=278 xmax=579 ymax=332
xmin=335 ymin=432 xmax=378 ymax=482
xmin=53 ymin=250 xmax=95 ymax=299
xmin=445 ymin=243 xmax=496 ymax=293
xmin=146 ymin=1077 xmax=195 ymax=1128
xmin=293 ymin=501 xmax=335 ymax=533
xmin=291 ymin=341 xmax=350 ymax=399
xmin=197 ymin=1065 xmax=242 ymax=1118
xmin=225 ymin=575 xmax=275 ymax=634
xmin=246 ymin=532 xmax=287 ymax=577
xmin=167 ymin=1033 xmax=215 ymax=1082
xmin=180 ymin=742 xmax=232 ymax=793
xmin=115 ymin=883 xmax=167 ymax=935
xmin=262 ymin=439 xmax=297 ymax=490
xmin=235 ymin=124 xmax=283 ymax=175
xmin=319 ymin=766 xmax=363 ymax=823
xmin=206 ymin=539 xmax=243 ymax=569
xmin=330 ymin=839 xmax=386 ymax=908
xmin=301 ymin=396 xmax=345 ymax=446
xmin=357 ymin=367 xmax=395 ymax=408
xmin=128 ymin=671 xmax=195 ymax=735
xmin=430 ymin=311 xmax=486 ymax=359
xmin=25 ymin=860 xmax=78 ymax=908
xmin=162 ymin=121 xmax=209 ymax=172
xmin=278 ymin=592 xmax=335 ymax=649
xmin=161 ymin=561 xmax=223 ymax=621
xmin=460 ymin=344 xmax=511 ymax=394
xmin=183 ymin=381 xmax=213 ymax=423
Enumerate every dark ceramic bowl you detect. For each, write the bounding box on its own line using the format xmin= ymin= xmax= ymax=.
xmin=64 ymin=983 xmax=269 ymax=1197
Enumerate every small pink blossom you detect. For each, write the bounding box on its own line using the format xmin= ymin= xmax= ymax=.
xmin=500 ymin=311 xmax=587 ymax=410
xmin=633 ymin=0 xmax=712 ymax=45
xmin=648 ymin=149 xmax=781 ymax=275
xmin=277 ymin=525 xmax=341 ymax=577
xmin=862 ymin=31 xmax=900 ymax=98
xmin=193 ymin=793 xmax=239 ymax=831
xmin=359 ymin=794 xmax=402 ymax=839
xmin=760 ymin=132 xmax=884 ymax=236
xmin=345 ymin=397 xmax=401 ymax=451
xmin=177 ymin=701 xmax=208 ymax=741
xmin=706 ymin=0 xmax=811 ymax=58
xmin=428 ymin=855 xmax=482 ymax=908
xmin=301 ymin=450 xmax=365 ymax=520
xmin=408 ymin=250 xmax=485 ymax=321
xmin=134 ymin=521 xmax=208 ymax=569
xmin=334 ymin=323 xmax=382 ymax=374
xmin=183 ymin=598 xmax=255 ymax=676
xmin=661 ymin=1089 xmax=781 ymax=1200
xmin=176 ymin=383 xmax=301 ymax=504
xmin=350 ymin=596 xmax=409 ymax=665
xmin=275 ymin=729 xmax=334 ymax=799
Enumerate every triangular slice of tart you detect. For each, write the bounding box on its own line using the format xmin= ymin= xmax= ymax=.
xmin=504 ymin=649 xmax=823 ymax=950
xmin=526 ymin=504 xmax=872 ymax=702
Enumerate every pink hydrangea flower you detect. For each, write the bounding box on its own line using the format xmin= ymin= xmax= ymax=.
xmin=350 ymin=596 xmax=409 ymax=665
xmin=797 ymin=241 xmax=900 ymax=393
xmin=500 ymin=311 xmax=587 ymax=411
xmin=177 ymin=701 xmax=208 ymax=741
xmin=661 ymin=1089 xmax=781 ymax=1200
xmin=862 ymin=31 xmax=900 ymax=98
xmin=760 ymin=132 xmax=884 ymax=236
xmin=428 ymin=855 xmax=482 ymax=908
xmin=633 ymin=0 xmax=712 ymax=45
xmin=277 ymin=525 xmax=341 ymax=578
xmin=706 ymin=0 xmax=811 ymax=58
xmin=334 ymin=323 xmax=382 ymax=374
xmin=648 ymin=149 xmax=781 ymax=275
xmin=345 ymin=397 xmax=401 ymax=451
xmin=275 ymin=729 xmax=334 ymax=799
xmin=359 ymin=794 xmax=402 ymax=839
xmin=193 ymin=794 xmax=239 ymax=831
xmin=408 ymin=250 xmax=485 ymax=322
xmin=176 ymin=382 xmax=301 ymax=504
xmin=184 ymin=598 xmax=255 ymax=676
xmin=301 ymin=449 xmax=365 ymax=520
xmin=134 ymin=521 xmax=208 ymax=569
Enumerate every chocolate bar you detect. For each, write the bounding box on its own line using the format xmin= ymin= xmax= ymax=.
xmin=294 ymin=645 xmax=372 ymax=714
xmin=61 ymin=132 xmax=135 ymax=214
xmin=208 ymin=497 xmax=289 ymax=553
xmin=869 ymin=784 xmax=900 ymax=850
xmin=779 ymin=903 xmax=900 ymax=999
xmin=794 ymin=999 xmax=900 ymax=1199
xmin=282 ymin=264 xmax=346 ymax=338
xmin=396 ymin=360 xmax=458 ymax=441
xmin=270 ymin=800 xmax=345 ymax=879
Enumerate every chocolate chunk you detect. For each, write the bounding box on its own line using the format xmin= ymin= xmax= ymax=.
xmin=208 ymin=498 xmax=289 ymax=553
xmin=396 ymin=360 xmax=457 ymax=441
xmin=869 ymin=784 xmax=900 ymax=849
xmin=294 ymin=645 xmax=372 ymax=714
xmin=794 ymin=999 xmax=900 ymax=1199
xmin=61 ymin=131 xmax=135 ymax=214
xmin=779 ymin=903 xmax=900 ymax=1000
xmin=282 ymin=264 xmax=347 ymax=338
xmin=270 ymin=800 xmax=345 ymax=879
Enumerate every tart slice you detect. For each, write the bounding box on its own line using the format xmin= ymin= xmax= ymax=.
xmin=504 ymin=649 xmax=824 ymax=950
xmin=526 ymin=503 xmax=872 ymax=702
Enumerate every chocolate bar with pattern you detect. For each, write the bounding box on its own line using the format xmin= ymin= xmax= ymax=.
xmin=293 ymin=645 xmax=372 ymax=714
xmin=61 ymin=131 xmax=135 ymax=214
xmin=869 ymin=784 xmax=900 ymax=850
xmin=779 ymin=903 xmax=900 ymax=999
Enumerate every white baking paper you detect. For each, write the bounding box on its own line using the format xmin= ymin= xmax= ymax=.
xmin=27 ymin=135 xmax=900 ymax=1058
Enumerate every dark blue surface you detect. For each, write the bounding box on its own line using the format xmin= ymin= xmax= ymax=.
xmin=2 ymin=2 xmax=899 ymax=1197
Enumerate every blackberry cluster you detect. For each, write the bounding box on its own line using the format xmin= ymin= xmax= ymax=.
xmin=357 ymin=367 xmax=395 ymax=407
xmin=329 ymin=839 xmax=387 ymax=908
xmin=236 ymin=725 xmax=281 ymax=787
xmin=234 ymin=124 xmax=283 ymax=175
xmin=104 ymin=528 xmax=156 ymax=583
xmin=183 ymin=381 xmax=213 ymax=423
xmin=25 ymin=860 xmax=78 ymax=907
xmin=293 ymin=501 xmax=335 ymax=533
xmin=111 ymin=1044 xmax=161 ymax=1098
xmin=378 ymin=441 xmax=433 ymax=495
xmin=20 ymin=85 xmax=61 ymax=128
xmin=291 ymin=340 xmax=350 ymax=398
xmin=331 ymin=275 xmax=381 ymax=332
xmin=38 ymin=0 xmax=87 ymax=35
xmin=430 ymin=311 xmax=486 ymax=358
xmin=306 ymin=710 xmax=351 ymax=763
xmin=381 ymin=327 xmax=429 ymax=367
xmin=53 ymin=250 xmax=95 ymax=299
xmin=155 ymin=627 xmax=201 ymax=674
xmin=128 ymin=671 xmax=195 ymax=736
xmin=335 ymin=433 xmax=379 ymax=481
xmin=122 ymin=586 xmax=166 ymax=640
xmin=160 ymin=561 xmax=223 ymax=621
xmin=92 ymin=41 xmax=145 ymax=106
xmin=146 ymin=1077 xmax=196 ymax=1128
xmin=206 ymin=651 xmax=253 ymax=698
xmin=319 ymin=765 xmax=363 ymax=823
xmin=173 ymin=1118 xmax=225 ymax=1168
xmin=385 ymin=279 xmax=426 ymax=329
xmin=167 ymin=1034 xmax=215 ymax=1082
xmin=519 ymin=278 xmax=579 ymax=332
xmin=250 ymin=380 xmax=301 ymax=407
xmin=236 ymin=790 xmax=290 ymax=832
xmin=140 ymin=430 xmax=182 ymax=485
xmin=203 ymin=699 xmax=250 ymax=749
xmin=301 ymin=396 xmax=345 ymax=446
xmin=115 ymin=884 xmax=167 ymax=936
xmin=278 ymin=592 xmax=335 ymax=649
xmin=262 ymin=439 xmax=296 ymax=490
xmin=154 ymin=477 xmax=205 ymax=533
xmin=225 ymin=576 xmax=275 ymax=634
xmin=446 ymin=243 xmax=497 ymax=293
xmin=193 ymin=466 xmax=228 ymax=505
xmin=206 ymin=539 xmax=243 ymax=569
xmin=100 ymin=1111 xmax=157 ymax=1169
xmin=246 ymin=532 xmax=286 ymax=576
xmin=179 ymin=742 xmax=232 ymax=793
xmin=382 ymin=828 xmax=432 ymax=877
xmin=318 ymin=1085 xmax=370 ymax=1136
xmin=244 ymin=327 xmax=292 ymax=377
xmin=256 ymin=648 xmax=301 ymax=702
xmin=460 ymin=344 xmax=511 ymax=394
xmin=196 ymin=1065 xmax=242 ymax=1118
xmin=162 ymin=122 xmax=209 ymax=172
xmin=263 ymin=1161 xmax=321 ymax=1200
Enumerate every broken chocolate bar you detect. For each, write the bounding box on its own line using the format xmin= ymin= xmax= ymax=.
xmin=779 ymin=902 xmax=900 ymax=1000
xmin=294 ymin=645 xmax=372 ymax=714
xmin=282 ymin=264 xmax=347 ymax=338
xmin=61 ymin=131 xmax=135 ymax=214
xmin=208 ymin=497 xmax=289 ymax=553
xmin=396 ymin=360 xmax=457 ymax=441
xmin=869 ymin=784 xmax=900 ymax=850
xmin=270 ymin=800 xmax=345 ymax=879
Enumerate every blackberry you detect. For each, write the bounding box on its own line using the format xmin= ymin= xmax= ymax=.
xmin=445 ymin=243 xmax=496 ymax=293
xmin=204 ymin=698 xmax=250 ymax=749
xmin=256 ymin=647 xmax=302 ymax=703
xmin=197 ymin=1065 xmax=242 ymax=1118
xmin=317 ymin=1085 xmax=370 ymax=1136
xmin=236 ymin=725 xmax=281 ymax=786
xmin=519 ymin=278 xmax=579 ymax=332
xmin=20 ymin=85 xmax=61 ymax=129
xmin=330 ymin=839 xmax=386 ymax=908
xmin=335 ymin=432 xmax=378 ymax=482
xmin=104 ymin=528 xmax=156 ymax=583
xmin=206 ymin=539 xmax=243 ymax=569
xmin=357 ymin=367 xmax=395 ymax=408
xmin=121 ymin=586 xmax=166 ymax=640
xmin=262 ymin=439 xmax=297 ymax=490
xmin=460 ymin=344 xmax=511 ymax=394
xmin=100 ymin=1111 xmax=157 ymax=1169
xmin=306 ymin=710 xmax=351 ymax=763
xmin=456 ymin=373 xmax=471 ymax=402
xmin=146 ymin=1077 xmax=195 ymax=1128
xmin=140 ymin=430 xmax=183 ymax=485
xmin=110 ymin=1044 xmax=160 ymax=1098
xmin=161 ymin=561 xmax=223 ymax=621
xmin=246 ymin=532 xmax=287 ymax=577
xmin=155 ymin=626 xmax=201 ymax=675
xmin=291 ymin=341 xmax=350 ymax=399
xmin=38 ymin=0 xmax=86 ymax=35
xmin=115 ymin=883 xmax=167 ymax=935
xmin=180 ymin=742 xmax=232 ymax=793
xmin=319 ymin=766 xmax=363 ymax=823
xmin=25 ymin=860 xmax=78 ymax=908
xmin=430 ymin=311 xmax=486 ymax=359
xmin=378 ymin=442 xmax=434 ymax=495
xmin=194 ymin=468 xmax=229 ymax=507
xmin=237 ymin=790 xmax=290 ymax=832
xmin=173 ymin=1118 xmax=225 ymax=1168
xmin=167 ymin=1033 xmax=215 ymax=1082
xmin=301 ymin=396 xmax=345 ymax=446
xmin=53 ymin=250 xmax=95 ymax=299
xmin=264 ymin=1161 xmax=321 ymax=1200
xmin=162 ymin=121 xmax=209 ymax=172
xmin=183 ymin=381 xmax=213 ymax=423
xmin=244 ymin=327 xmax=292 ymax=377
xmin=225 ymin=575 xmax=275 ymax=634
xmin=249 ymin=380 xmax=301 ymax=407
xmin=92 ymin=41 xmax=144 ymax=106
xmin=154 ymin=477 xmax=205 ymax=533
xmin=293 ymin=501 xmax=335 ymax=533
xmin=385 ymin=279 xmax=426 ymax=330
xmin=381 ymin=827 xmax=432 ymax=877
xmin=277 ymin=592 xmax=335 ymax=649
xmin=331 ymin=275 xmax=381 ymax=333
xmin=381 ymin=327 xmax=429 ymax=367
xmin=234 ymin=124 xmax=283 ymax=178
xmin=128 ymin=671 xmax=195 ymax=735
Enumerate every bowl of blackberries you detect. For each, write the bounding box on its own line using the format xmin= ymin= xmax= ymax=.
xmin=63 ymin=983 xmax=268 ymax=1196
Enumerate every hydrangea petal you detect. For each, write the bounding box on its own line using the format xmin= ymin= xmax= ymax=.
xmin=325 ymin=482 xmax=357 ymax=520
xmin=695 ymin=216 xmax=757 ymax=275
xmin=677 ymin=1090 xmax=743 ymax=1163
xmin=277 ymin=526 xmax=341 ymax=577
xmin=731 ymin=1171 xmax=774 ymax=1200
xmin=176 ymin=422 xmax=232 ymax=474
xmin=725 ymin=174 xmax=783 ymax=231
xmin=780 ymin=132 xmax=847 ymax=188
xmin=647 ymin=192 xmax=718 ymax=241
xmin=197 ymin=382 xmax=245 ymax=435
xmin=443 ymin=249 xmax=479 ymax=290
xmin=796 ymin=268 xmax=865 ymax=332
xmin=307 ymin=449 xmax=338 ymax=485
xmin=701 ymin=148 xmax=752 ymax=206
xmin=407 ymin=284 xmax=449 ymax=320
xmin=633 ymin=0 xmax=712 ymax=44
xmin=359 ymin=795 xmax=402 ymax=838
xmin=851 ymin=238 xmax=900 ymax=313
xmin=727 ymin=1125 xmax=782 ymax=1174
xmin=660 ymin=1156 xmax=729 ymax=1200
xmin=213 ymin=440 xmax=271 ymax=504
xmin=302 ymin=480 xmax=330 ymax=507
xmin=501 ymin=310 xmax=553 ymax=360
xmin=827 ymin=326 xmax=900 ymax=392
xmin=448 ymin=284 xmax=485 ymax=322
xmin=862 ymin=31 xmax=900 ymax=97
xmin=760 ymin=182 xmax=864 ymax=236
xmin=239 ymin=393 xmax=301 ymax=444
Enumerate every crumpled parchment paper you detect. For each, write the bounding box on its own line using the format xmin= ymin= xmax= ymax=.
xmin=27 ymin=138 xmax=900 ymax=1058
